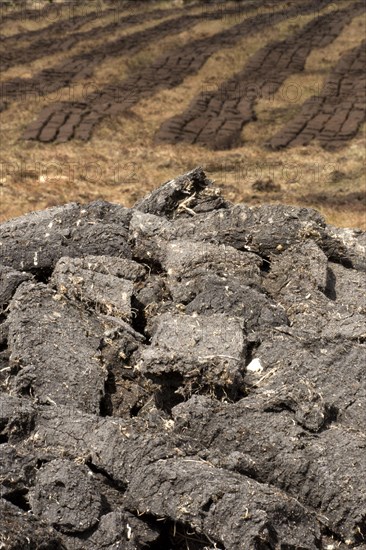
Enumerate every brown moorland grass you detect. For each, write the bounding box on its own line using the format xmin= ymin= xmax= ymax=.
xmin=0 ymin=0 xmax=364 ymax=229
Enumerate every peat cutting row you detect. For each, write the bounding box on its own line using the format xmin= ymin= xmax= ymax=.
xmin=0 ymin=8 xmax=107 ymax=49
xmin=18 ymin=0 xmax=334 ymax=143
xmin=0 ymin=168 xmax=365 ymax=550
xmin=1 ymin=0 xmax=257 ymax=112
xmin=0 ymin=2 xmax=64 ymax=25
xmin=268 ymin=38 xmax=366 ymax=150
xmin=155 ymin=0 xmax=365 ymax=150
xmin=0 ymin=5 xmax=182 ymax=73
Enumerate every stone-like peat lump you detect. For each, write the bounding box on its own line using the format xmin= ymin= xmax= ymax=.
xmin=0 ymin=168 xmax=365 ymax=549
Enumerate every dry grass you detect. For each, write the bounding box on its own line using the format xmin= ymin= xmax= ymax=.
xmin=0 ymin=0 xmax=364 ymax=229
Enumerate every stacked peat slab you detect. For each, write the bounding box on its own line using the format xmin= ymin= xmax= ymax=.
xmin=0 ymin=168 xmax=365 ymax=549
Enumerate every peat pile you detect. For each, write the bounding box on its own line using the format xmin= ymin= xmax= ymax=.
xmin=0 ymin=168 xmax=365 ymax=550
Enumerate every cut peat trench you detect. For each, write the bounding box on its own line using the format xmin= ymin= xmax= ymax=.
xmin=0 ymin=0 xmax=164 ymax=28
xmin=0 ymin=6 xmax=181 ymax=73
xmin=155 ymin=0 xmax=365 ymax=150
xmin=0 ymin=8 xmax=109 ymax=49
xmin=20 ymin=0 xmax=334 ymax=144
xmin=0 ymin=2 xmax=60 ymax=26
xmin=268 ymin=38 xmax=366 ymax=150
xmin=1 ymin=1 xmax=255 ymax=114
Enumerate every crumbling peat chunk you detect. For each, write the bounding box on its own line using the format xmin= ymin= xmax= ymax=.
xmin=136 ymin=312 xmax=246 ymax=404
xmin=0 ymin=168 xmax=365 ymax=550
xmin=7 ymin=282 xmax=106 ymax=414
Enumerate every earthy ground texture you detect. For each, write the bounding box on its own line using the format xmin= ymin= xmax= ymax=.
xmin=18 ymin=0 xmax=336 ymax=143
xmin=267 ymin=38 xmax=366 ymax=150
xmin=0 ymin=0 xmax=365 ymax=229
xmin=156 ymin=1 xmax=365 ymax=150
xmin=0 ymin=168 xmax=365 ymax=549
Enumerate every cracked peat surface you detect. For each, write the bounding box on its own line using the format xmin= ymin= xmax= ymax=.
xmin=0 ymin=168 xmax=365 ymax=550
